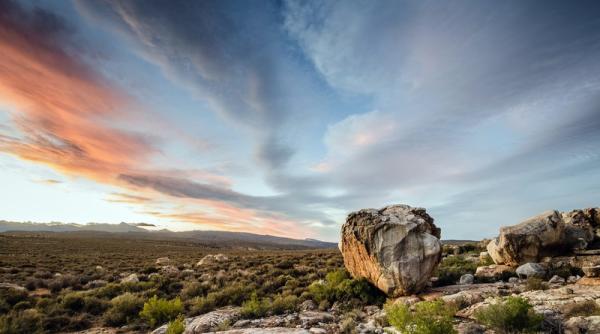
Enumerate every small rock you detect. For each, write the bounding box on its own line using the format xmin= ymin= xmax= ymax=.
xmin=479 ymin=252 xmax=489 ymax=262
xmin=299 ymin=300 xmax=317 ymax=312
xmin=160 ymin=265 xmax=180 ymax=276
xmin=475 ymin=265 xmax=515 ymax=280
xmin=0 ymin=283 xmax=26 ymax=292
xmin=582 ymin=265 xmax=600 ymax=278
xmin=564 ymin=316 xmax=600 ymax=334
xmin=567 ymin=275 xmax=580 ymax=283
xmin=121 ymin=273 xmax=138 ymax=283
xmin=459 ymin=274 xmax=475 ymax=285
xmin=181 ymin=269 xmax=195 ymax=277
xmin=155 ymin=257 xmax=171 ymax=265
xmin=455 ymin=321 xmax=486 ymax=334
xmin=516 ymin=263 xmax=546 ymax=278
xmin=309 ymin=328 xmax=327 ymax=334
xmin=548 ymin=275 xmax=565 ymax=284
xmin=508 ymin=277 xmax=519 ymax=284
xmin=299 ymin=311 xmax=334 ymax=327
xmin=86 ymin=280 xmax=107 ymax=288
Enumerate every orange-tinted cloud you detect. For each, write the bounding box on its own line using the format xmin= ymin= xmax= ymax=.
xmin=0 ymin=0 xmax=154 ymax=182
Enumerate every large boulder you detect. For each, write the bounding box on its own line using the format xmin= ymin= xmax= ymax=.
xmin=487 ymin=208 xmax=600 ymax=266
xmin=487 ymin=210 xmax=564 ymax=266
xmin=340 ymin=204 xmax=442 ymax=297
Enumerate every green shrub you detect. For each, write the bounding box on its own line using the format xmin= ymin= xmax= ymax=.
xmin=241 ymin=292 xmax=270 ymax=318
xmin=140 ymin=295 xmax=183 ymax=328
xmin=386 ymin=300 xmax=457 ymax=334
xmin=103 ymin=293 xmax=144 ymax=326
xmin=434 ymin=255 xmax=478 ymax=286
xmin=0 ymin=309 xmax=43 ymax=334
xmin=62 ymin=292 xmax=85 ymax=311
xmin=474 ymin=296 xmax=543 ymax=333
xmin=181 ymin=281 xmax=206 ymax=300
xmin=308 ymin=269 xmax=384 ymax=305
xmin=271 ymin=294 xmax=298 ymax=314
xmin=165 ymin=314 xmax=185 ymax=334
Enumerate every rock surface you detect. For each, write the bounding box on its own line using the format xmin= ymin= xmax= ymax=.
xmin=152 ymin=307 xmax=240 ymax=334
xmin=487 ymin=210 xmax=564 ymax=266
xmin=487 ymin=208 xmax=600 ymax=266
xmin=516 ymin=262 xmax=546 ymax=278
xmin=340 ymin=204 xmax=442 ymax=297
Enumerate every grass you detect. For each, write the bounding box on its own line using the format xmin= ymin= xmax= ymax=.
xmin=385 ymin=299 xmax=457 ymax=334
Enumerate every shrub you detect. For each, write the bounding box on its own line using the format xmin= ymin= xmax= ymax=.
xmin=103 ymin=293 xmax=144 ymax=326
xmin=561 ymin=300 xmax=600 ymax=317
xmin=434 ymin=255 xmax=477 ymax=286
xmin=0 ymin=309 xmax=43 ymax=334
xmin=139 ymin=295 xmax=183 ymax=328
xmin=165 ymin=314 xmax=185 ymax=334
xmin=474 ymin=296 xmax=543 ymax=333
xmin=62 ymin=292 xmax=85 ymax=312
xmin=386 ymin=300 xmax=457 ymax=334
xmin=181 ymin=282 xmax=206 ymax=300
xmin=241 ymin=292 xmax=270 ymax=318
xmin=271 ymin=294 xmax=298 ymax=314
xmin=308 ymin=270 xmax=384 ymax=305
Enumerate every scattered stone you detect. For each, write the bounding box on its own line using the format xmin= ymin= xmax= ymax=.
xmin=94 ymin=265 xmax=105 ymax=273
xmin=340 ymin=204 xmax=442 ymax=297
xmin=121 ymin=273 xmax=138 ymax=283
xmin=454 ymin=321 xmax=486 ymax=334
xmin=299 ymin=300 xmax=317 ymax=312
xmin=86 ymin=280 xmax=108 ymax=288
xmin=582 ymin=265 xmax=600 ymax=277
xmin=0 ymin=283 xmax=26 ymax=291
xmin=197 ymin=254 xmax=229 ymax=266
xmin=567 ymin=275 xmax=580 ymax=284
xmin=299 ymin=311 xmax=334 ymax=327
xmin=181 ymin=269 xmax=195 ymax=277
xmin=474 ymin=265 xmax=515 ymax=281
xmin=516 ymin=263 xmax=547 ymax=279
xmin=564 ymin=316 xmax=600 ymax=334
xmin=213 ymin=329 xmax=310 ymax=334
xmin=459 ymin=274 xmax=475 ymax=285
xmin=548 ymin=275 xmax=565 ymax=284
xmin=309 ymin=328 xmax=327 ymax=334
xmin=508 ymin=277 xmax=519 ymax=284
xmin=155 ymin=257 xmax=171 ymax=265
xmin=152 ymin=307 xmax=240 ymax=334
xmin=160 ymin=265 xmax=180 ymax=276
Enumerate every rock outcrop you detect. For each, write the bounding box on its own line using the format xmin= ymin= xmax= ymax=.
xmin=340 ymin=204 xmax=442 ymax=297
xmin=487 ymin=208 xmax=600 ymax=266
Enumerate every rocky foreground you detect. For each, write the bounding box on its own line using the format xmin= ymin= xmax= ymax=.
xmin=142 ymin=205 xmax=600 ymax=333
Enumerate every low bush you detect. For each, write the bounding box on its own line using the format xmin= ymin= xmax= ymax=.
xmin=139 ymin=295 xmax=183 ymax=328
xmin=386 ymin=299 xmax=457 ymax=334
xmin=308 ymin=269 xmax=384 ymax=305
xmin=474 ymin=296 xmax=543 ymax=333
xmin=241 ymin=292 xmax=270 ymax=318
xmin=270 ymin=294 xmax=298 ymax=314
xmin=165 ymin=314 xmax=185 ymax=334
xmin=561 ymin=300 xmax=600 ymax=317
xmin=434 ymin=255 xmax=477 ymax=286
xmin=0 ymin=309 xmax=43 ymax=334
xmin=103 ymin=293 xmax=144 ymax=326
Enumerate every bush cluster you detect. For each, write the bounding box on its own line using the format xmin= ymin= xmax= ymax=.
xmin=139 ymin=296 xmax=183 ymax=328
xmin=474 ymin=296 xmax=543 ymax=333
xmin=308 ymin=269 xmax=385 ymax=305
xmin=385 ymin=299 xmax=457 ymax=334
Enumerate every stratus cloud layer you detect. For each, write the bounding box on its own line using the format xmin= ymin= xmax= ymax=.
xmin=1 ymin=0 xmax=600 ymax=240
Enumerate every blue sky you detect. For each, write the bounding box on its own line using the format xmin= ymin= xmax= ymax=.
xmin=1 ymin=0 xmax=599 ymax=241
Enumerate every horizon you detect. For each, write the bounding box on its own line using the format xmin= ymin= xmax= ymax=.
xmin=2 ymin=0 xmax=600 ymax=243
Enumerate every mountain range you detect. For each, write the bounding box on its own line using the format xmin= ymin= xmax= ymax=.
xmin=0 ymin=220 xmax=337 ymax=249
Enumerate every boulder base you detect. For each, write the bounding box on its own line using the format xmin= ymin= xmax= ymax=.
xmin=340 ymin=204 xmax=442 ymax=297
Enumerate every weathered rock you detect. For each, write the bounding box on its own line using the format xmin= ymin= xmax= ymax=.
xmin=0 ymin=283 xmax=26 ymax=291
xmin=214 ymin=329 xmax=310 ymax=334
xmin=196 ymin=254 xmax=229 ymax=266
xmin=299 ymin=300 xmax=317 ymax=312
xmin=155 ymin=257 xmax=171 ymax=265
xmin=121 ymin=273 xmax=138 ymax=283
xmin=160 ymin=265 xmax=180 ymax=276
xmin=474 ymin=265 xmax=515 ymax=281
xmin=582 ymin=265 xmax=600 ymax=277
xmin=454 ymin=322 xmax=486 ymax=334
xmin=299 ymin=311 xmax=334 ymax=327
xmin=564 ymin=316 xmax=600 ymax=334
xmin=152 ymin=307 xmax=240 ymax=334
xmin=487 ymin=208 xmax=600 ymax=266
xmin=86 ymin=280 xmax=108 ymax=288
xmin=548 ymin=275 xmax=565 ymax=284
xmin=516 ymin=263 xmax=546 ymax=279
xmin=340 ymin=204 xmax=442 ymax=297
xmin=479 ymin=252 xmax=489 ymax=262
xmin=487 ymin=210 xmax=564 ymax=266
xmin=459 ymin=274 xmax=475 ymax=285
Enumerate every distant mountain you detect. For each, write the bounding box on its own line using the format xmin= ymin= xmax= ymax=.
xmin=0 ymin=220 xmax=337 ymax=249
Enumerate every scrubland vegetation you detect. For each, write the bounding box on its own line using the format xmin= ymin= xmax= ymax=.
xmin=0 ymin=233 xmax=553 ymax=333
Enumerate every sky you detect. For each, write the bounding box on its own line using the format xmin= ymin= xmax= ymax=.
xmin=1 ymin=0 xmax=600 ymax=242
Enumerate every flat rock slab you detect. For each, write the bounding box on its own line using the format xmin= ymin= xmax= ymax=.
xmin=213 ymin=329 xmax=311 ymax=334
